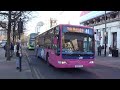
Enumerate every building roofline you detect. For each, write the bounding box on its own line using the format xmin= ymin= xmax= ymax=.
xmin=80 ymin=11 xmax=113 ymax=23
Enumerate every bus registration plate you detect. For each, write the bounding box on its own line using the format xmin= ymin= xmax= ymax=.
xmin=75 ymin=65 xmax=83 ymax=68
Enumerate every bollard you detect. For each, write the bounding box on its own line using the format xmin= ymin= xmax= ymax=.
xmin=19 ymin=56 xmax=22 ymax=72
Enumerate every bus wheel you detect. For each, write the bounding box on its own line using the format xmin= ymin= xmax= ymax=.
xmin=46 ymin=54 xmax=50 ymax=66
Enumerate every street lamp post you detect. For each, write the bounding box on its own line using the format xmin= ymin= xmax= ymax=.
xmin=104 ymin=11 xmax=107 ymax=57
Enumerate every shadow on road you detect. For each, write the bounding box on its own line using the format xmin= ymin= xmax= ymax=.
xmin=53 ymin=67 xmax=90 ymax=73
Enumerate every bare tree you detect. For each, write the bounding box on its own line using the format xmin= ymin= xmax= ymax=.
xmin=0 ymin=11 xmax=34 ymax=60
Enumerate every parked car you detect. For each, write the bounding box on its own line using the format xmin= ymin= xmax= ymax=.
xmin=0 ymin=40 xmax=7 ymax=48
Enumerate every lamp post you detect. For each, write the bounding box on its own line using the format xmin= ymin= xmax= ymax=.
xmin=104 ymin=11 xmax=107 ymax=57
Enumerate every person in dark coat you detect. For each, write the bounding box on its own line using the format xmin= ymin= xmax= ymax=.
xmin=4 ymin=42 xmax=7 ymax=57
xmin=10 ymin=42 xmax=14 ymax=57
xmin=15 ymin=41 xmax=22 ymax=70
xmin=97 ymin=45 xmax=102 ymax=56
xmin=109 ymin=45 xmax=112 ymax=54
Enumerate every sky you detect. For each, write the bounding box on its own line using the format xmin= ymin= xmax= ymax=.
xmin=25 ymin=11 xmax=81 ymax=35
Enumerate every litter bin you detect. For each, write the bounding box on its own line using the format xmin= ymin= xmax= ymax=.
xmin=114 ymin=50 xmax=119 ymax=57
xmin=112 ymin=49 xmax=119 ymax=57
xmin=112 ymin=50 xmax=115 ymax=57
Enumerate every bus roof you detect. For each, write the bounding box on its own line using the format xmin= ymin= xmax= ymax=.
xmin=35 ymin=24 xmax=94 ymax=38
xmin=47 ymin=24 xmax=94 ymax=30
xmin=59 ymin=24 xmax=93 ymax=29
xmin=48 ymin=24 xmax=94 ymax=30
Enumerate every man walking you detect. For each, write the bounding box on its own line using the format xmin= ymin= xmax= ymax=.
xmin=14 ymin=40 xmax=22 ymax=71
xmin=4 ymin=42 xmax=7 ymax=57
xmin=10 ymin=42 xmax=14 ymax=57
xmin=98 ymin=45 xmax=102 ymax=56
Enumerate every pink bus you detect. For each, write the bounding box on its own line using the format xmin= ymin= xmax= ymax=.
xmin=35 ymin=24 xmax=95 ymax=68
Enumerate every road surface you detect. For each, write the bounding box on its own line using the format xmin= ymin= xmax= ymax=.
xmin=26 ymin=48 xmax=120 ymax=79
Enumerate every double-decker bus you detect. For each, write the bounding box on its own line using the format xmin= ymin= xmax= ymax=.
xmin=27 ymin=33 xmax=37 ymax=50
xmin=35 ymin=24 xmax=95 ymax=68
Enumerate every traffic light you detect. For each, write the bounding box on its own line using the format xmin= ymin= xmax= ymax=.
xmin=18 ymin=19 xmax=23 ymax=33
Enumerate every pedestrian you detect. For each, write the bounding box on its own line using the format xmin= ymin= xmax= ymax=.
xmin=10 ymin=42 xmax=14 ymax=57
xmin=108 ymin=45 xmax=112 ymax=57
xmin=14 ymin=42 xmax=17 ymax=55
xmin=15 ymin=41 xmax=22 ymax=70
xmin=35 ymin=44 xmax=39 ymax=57
xmin=97 ymin=45 xmax=102 ymax=56
xmin=4 ymin=42 xmax=7 ymax=57
xmin=109 ymin=45 xmax=112 ymax=54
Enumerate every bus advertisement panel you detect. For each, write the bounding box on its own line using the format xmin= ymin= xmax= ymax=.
xmin=36 ymin=24 xmax=95 ymax=68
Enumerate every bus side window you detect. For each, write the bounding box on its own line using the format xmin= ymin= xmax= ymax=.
xmin=52 ymin=26 xmax=60 ymax=56
xmin=54 ymin=26 xmax=59 ymax=49
xmin=53 ymin=36 xmax=57 ymax=50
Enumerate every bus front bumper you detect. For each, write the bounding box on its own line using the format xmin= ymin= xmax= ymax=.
xmin=28 ymin=46 xmax=35 ymax=50
xmin=54 ymin=60 xmax=95 ymax=68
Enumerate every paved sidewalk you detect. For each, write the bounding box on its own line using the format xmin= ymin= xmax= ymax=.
xmin=0 ymin=47 xmax=33 ymax=79
xmin=95 ymin=55 xmax=120 ymax=69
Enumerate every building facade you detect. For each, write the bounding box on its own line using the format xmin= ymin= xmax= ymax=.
xmin=80 ymin=11 xmax=120 ymax=54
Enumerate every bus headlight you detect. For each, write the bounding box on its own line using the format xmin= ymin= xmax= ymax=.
xmin=61 ymin=61 xmax=67 ymax=64
xmin=58 ymin=61 xmax=67 ymax=64
xmin=58 ymin=61 xmax=61 ymax=64
xmin=89 ymin=61 xmax=94 ymax=64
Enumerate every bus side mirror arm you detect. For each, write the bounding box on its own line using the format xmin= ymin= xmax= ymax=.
xmin=55 ymin=49 xmax=60 ymax=56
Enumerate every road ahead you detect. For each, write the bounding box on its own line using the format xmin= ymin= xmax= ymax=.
xmin=26 ymin=48 xmax=120 ymax=79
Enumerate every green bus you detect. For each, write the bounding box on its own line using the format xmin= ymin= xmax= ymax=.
xmin=27 ymin=33 xmax=37 ymax=50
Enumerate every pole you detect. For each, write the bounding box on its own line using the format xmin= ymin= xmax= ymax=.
xmin=19 ymin=56 xmax=22 ymax=72
xmin=104 ymin=11 xmax=107 ymax=57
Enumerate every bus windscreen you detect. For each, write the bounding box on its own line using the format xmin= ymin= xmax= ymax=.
xmin=62 ymin=26 xmax=94 ymax=55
